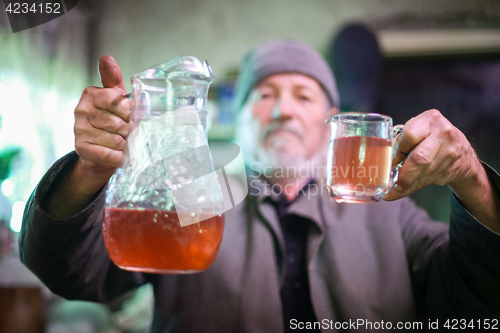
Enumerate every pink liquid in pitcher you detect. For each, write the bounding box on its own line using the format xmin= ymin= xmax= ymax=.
xmin=103 ymin=208 xmax=225 ymax=274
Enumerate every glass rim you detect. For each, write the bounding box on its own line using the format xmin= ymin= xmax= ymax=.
xmin=326 ymin=112 xmax=393 ymax=123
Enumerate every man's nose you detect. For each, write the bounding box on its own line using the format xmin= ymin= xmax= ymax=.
xmin=270 ymin=97 xmax=295 ymax=120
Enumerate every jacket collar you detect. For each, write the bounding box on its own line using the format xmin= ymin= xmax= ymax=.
xmin=249 ymin=177 xmax=331 ymax=267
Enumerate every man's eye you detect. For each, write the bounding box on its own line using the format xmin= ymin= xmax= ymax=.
xmin=299 ymin=96 xmax=310 ymax=101
xmin=261 ymin=94 xmax=273 ymax=100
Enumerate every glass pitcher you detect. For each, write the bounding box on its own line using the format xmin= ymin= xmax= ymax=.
xmin=103 ymin=57 xmax=225 ymax=274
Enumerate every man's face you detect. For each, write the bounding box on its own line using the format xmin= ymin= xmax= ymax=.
xmin=241 ymin=73 xmax=333 ymax=169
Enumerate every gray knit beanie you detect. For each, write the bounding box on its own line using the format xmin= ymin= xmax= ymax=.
xmin=233 ymin=39 xmax=340 ymax=112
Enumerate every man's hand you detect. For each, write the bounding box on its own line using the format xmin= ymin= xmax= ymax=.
xmin=43 ymin=55 xmax=131 ymax=219
xmin=74 ymin=55 xmax=131 ymax=181
xmin=383 ymin=109 xmax=499 ymax=232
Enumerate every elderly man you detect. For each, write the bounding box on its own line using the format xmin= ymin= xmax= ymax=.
xmin=21 ymin=40 xmax=499 ymax=332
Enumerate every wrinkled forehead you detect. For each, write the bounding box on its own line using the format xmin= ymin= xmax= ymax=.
xmin=254 ymin=72 xmax=325 ymax=92
xmin=243 ymin=73 xmax=330 ymax=111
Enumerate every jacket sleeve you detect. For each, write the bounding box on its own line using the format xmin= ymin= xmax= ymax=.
xmin=19 ymin=151 xmax=147 ymax=303
xmin=400 ymin=163 xmax=500 ymax=318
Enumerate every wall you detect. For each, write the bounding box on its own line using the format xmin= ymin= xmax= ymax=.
xmin=93 ymin=0 xmax=500 ymax=89
xmin=0 ymin=6 xmax=89 ymax=216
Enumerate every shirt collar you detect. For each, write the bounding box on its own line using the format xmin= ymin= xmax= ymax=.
xmin=250 ymin=176 xmax=325 ymax=229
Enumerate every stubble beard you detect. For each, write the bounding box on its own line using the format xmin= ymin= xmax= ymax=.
xmin=234 ymin=105 xmax=328 ymax=185
xmin=256 ymin=136 xmax=326 ymax=185
xmin=258 ymin=138 xmax=306 ymax=180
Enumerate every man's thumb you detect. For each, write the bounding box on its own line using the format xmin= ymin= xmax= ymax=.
xmin=98 ymin=55 xmax=127 ymax=92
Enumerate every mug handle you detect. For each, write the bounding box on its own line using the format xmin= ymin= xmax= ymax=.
xmin=388 ymin=124 xmax=405 ymax=191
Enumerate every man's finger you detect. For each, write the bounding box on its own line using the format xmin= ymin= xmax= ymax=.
xmin=384 ymin=135 xmax=441 ymax=201
xmin=395 ymin=112 xmax=434 ymax=158
xmin=392 ymin=149 xmax=407 ymax=167
xmin=87 ymin=109 xmax=130 ymax=139
xmin=88 ymin=129 xmax=127 ymax=152
xmin=98 ymin=55 xmax=127 ymax=93
xmin=77 ymin=143 xmax=124 ymax=170
xmin=92 ymin=88 xmax=131 ymax=122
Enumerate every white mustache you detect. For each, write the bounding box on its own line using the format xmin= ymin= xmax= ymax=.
xmin=262 ymin=122 xmax=306 ymax=141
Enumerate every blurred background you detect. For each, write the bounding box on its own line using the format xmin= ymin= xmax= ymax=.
xmin=0 ymin=0 xmax=499 ymax=331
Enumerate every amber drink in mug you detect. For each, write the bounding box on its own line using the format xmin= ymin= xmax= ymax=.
xmin=325 ymin=112 xmax=403 ymax=203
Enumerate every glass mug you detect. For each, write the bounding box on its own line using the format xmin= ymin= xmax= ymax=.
xmin=325 ymin=112 xmax=403 ymax=204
